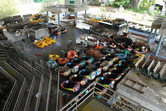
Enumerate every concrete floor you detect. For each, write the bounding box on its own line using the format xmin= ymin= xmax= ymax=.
xmin=117 ymin=68 xmax=166 ymax=111
xmin=80 ymin=99 xmax=113 ymax=111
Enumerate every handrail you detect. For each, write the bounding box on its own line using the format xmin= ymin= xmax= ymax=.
xmin=59 ymin=82 xmax=96 ymax=111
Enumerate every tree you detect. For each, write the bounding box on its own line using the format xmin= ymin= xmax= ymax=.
xmin=128 ymin=0 xmax=141 ymax=9
xmin=110 ymin=0 xmax=131 ymax=8
xmin=129 ymin=0 xmax=156 ymax=10
xmin=0 ymin=0 xmax=19 ymax=19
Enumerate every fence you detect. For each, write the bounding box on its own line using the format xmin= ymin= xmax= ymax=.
xmin=0 ymin=67 xmax=17 ymax=111
xmin=58 ymin=81 xmax=151 ymax=111
xmin=3 ymin=62 xmax=27 ymax=111
xmin=8 ymin=58 xmax=36 ymax=111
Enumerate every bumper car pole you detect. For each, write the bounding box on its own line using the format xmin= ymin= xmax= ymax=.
xmin=155 ymin=36 xmax=164 ymax=56
xmin=147 ymin=28 xmax=154 ymax=44
xmin=85 ymin=10 xmax=87 ymax=21
xmin=153 ymin=29 xmax=158 ymax=39
xmin=74 ymin=12 xmax=77 ymax=25
xmin=56 ymin=68 xmax=60 ymax=111
xmin=58 ymin=13 xmax=60 ymax=25
xmin=47 ymin=11 xmax=49 ymax=23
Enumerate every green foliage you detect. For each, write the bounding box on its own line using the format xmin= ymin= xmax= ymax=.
xmin=0 ymin=0 xmax=19 ymax=19
xmin=127 ymin=8 xmax=145 ymax=14
xmin=151 ymin=6 xmax=160 ymax=16
xmin=127 ymin=8 xmax=153 ymax=15
xmin=100 ymin=7 xmax=105 ymax=12
xmin=110 ymin=0 xmax=131 ymax=8
xmin=89 ymin=0 xmax=101 ymax=6
xmin=140 ymin=0 xmax=155 ymax=10
xmin=40 ymin=3 xmax=45 ymax=12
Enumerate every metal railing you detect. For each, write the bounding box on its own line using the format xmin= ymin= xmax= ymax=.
xmin=58 ymin=81 xmax=152 ymax=111
xmin=0 ymin=67 xmax=17 ymax=111
xmin=8 ymin=58 xmax=36 ymax=111
xmin=17 ymin=58 xmax=53 ymax=111
xmin=3 ymin=62 xmax=27 ymax=111
xmin=59 ymin=82 xmax=96 ymax=111
xmin=35 ymin=74 xmax=44 ymax=111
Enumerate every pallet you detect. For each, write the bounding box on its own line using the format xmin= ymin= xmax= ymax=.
xmin=124 ymin=77 xmax=147 ymax=93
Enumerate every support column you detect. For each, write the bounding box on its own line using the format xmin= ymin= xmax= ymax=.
xmin=85 ymin=10 xmax=87 ymax=21
xmin=153 ymin=29 xmax=157 ymax=39
xmin=65 ymin=12 xmax=67 ymax=18
xmin=58 ymin=13 xmax=60 ymax=25
xmin=74 ymin=12 xmax=77 ymax=25
xmin=155 ymin=36 xmax=163 ymax=56
xmin=46 ymin=11 xmax=49 ymax=23
xmin=147 ymin=28 xmax=154 ymax=44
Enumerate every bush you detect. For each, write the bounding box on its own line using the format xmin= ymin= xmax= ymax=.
xmin=151 ymin=6 xmax=160 ymax=16
xmin=0 ymin=0 xmax=19 ymax=19
xmin=110 ymin=0 xmax=131 ymax=8
xmin=140 ymin=0 xmax=155 ymax=10
xmin=100 ymin=7 xmax=105 ymax=12
xmin=89 ymin=1 xmax=101 ymax=6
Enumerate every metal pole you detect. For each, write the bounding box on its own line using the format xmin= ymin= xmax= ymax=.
xmin=56 ymin=68 xmax=60 ymax=111
xmin=153 ymin=29 xmax=157 ymax=39
xmin=74 ymin=12 xmax=77 ymax=25
xmin=58 ymin=13 xmax=60 ymax=25
xmin=155 ymin=36 xmax=163 ymax=56
xmin=147 ymin=28 xmax=154 ymax=44
xmin=65 ymin=12 xmax=67 ymax=18
xmin=46 ymin=11 xmax=49 ymax=23
xmin=85 ymin=10 xmax=87 ymax=21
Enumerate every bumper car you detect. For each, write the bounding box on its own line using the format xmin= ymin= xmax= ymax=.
xmin=69 ymin=74 xmax=88 ymax=86
xmin=49 ymin=25 xmax=67 ymax=35
xmin=134 ymin=46 xmax=148 ymax=53
xmin=108 ymin=40 xmax=116 ymax=48
xmin=109 ymin=68 xmax=127 ymax=76
xmin=58 ymin=58 xmax=69 ymax=65
xmin=72 ymin=58 xmax=86 ymax=67
xmin=85 ymin=57 xmax=94 ymax=64
xmin=42 ymin=37 xmax=56 ymax=45
xmin=95 ymin=68 xmax=102 ymax=76
xmin=101 ymin=48 xmax=115 ymax=55
xmin=33 ymin=37 xmax=56 ymax=48
xmin=72 ymin=57 xmax=86 ymax=68
xmin=48 ymin=59 xmax=58 ymax=68
xmin=67 ymin=62 xmax=79 ymax=73
xmin=49 ymin=54 xmax=59 ymax=61
xmin=61 ymin=80 xmax=80 ymax=92
xmin=107 ymin=57 xmax=119 ymax=66
xmin=59 ymin=66 xmax=71 ymax=76
xmin=132 ymin=42 xmax=149 ymax=53
xmin=103 ymin=54 xmax=116 ymax=60
xmin=114 ymin=37 xmax=133 ymax=49
xmin=95 ymin=85 xmax=107 ymax=95
xmin=54 ymin=27 xmax=67 ymax=35
xmin=79 ymin=69 xmax=96 ymax=80
xmin=95 ymin=44 xmax=103 ymax=49
xmin=92 ymin=63 xmax=102 ymax=76
xmin=29 ymin=14 xmax=46 ymax=24
xmin=33 ymin=40 xmax=46 ymax=48
xmin=67 ymin=50 xmax=77 ymax=60
xmin=134 ymin=53 xmax=145 ymax=63
xmin=96 ymin=77 xmax=115 ymax=88
xmin=86 ymin=48 xmax=102 ymax=60
xmin=103 ymin=72 xmax=122 ymax=81
xmin=100 ymin=60 xmax=110 ymax=71
xmin=78 ymin=60 xmax=86 ymax=67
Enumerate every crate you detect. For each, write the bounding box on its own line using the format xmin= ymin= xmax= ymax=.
xmin=30 ymin=27 xmax=49 ymax=40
